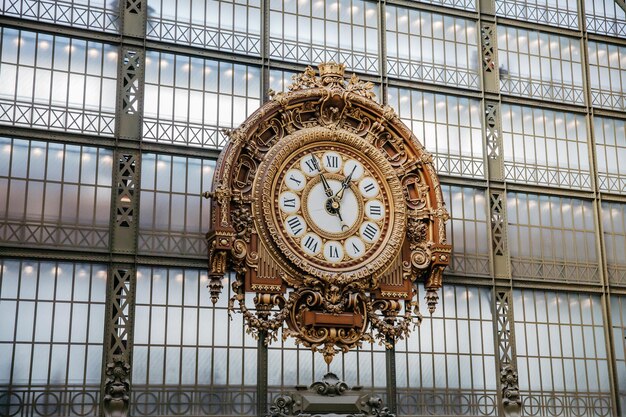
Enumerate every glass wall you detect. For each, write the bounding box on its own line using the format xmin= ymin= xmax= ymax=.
xmin=588 ymin=41 xmax=626 ymax=112
xmin=132 ymin=267 xmax=258 ymax=416
xmin=138 ymin=153 xmax=214 ymax=257
xmin=0 ymin=259 xmax=106 ymax=417
xmin=496 ymin=0 xmax=578 ymax=30
xmin=1 ymin=1 xmax=626 ymax=417
xmin=385 ymin=5 xmax=479 ymax=89
xmin=388 ymin=88 xmax=484 ymax=178
xmin=0 ymin=137 xmax=113 ymax=249
xmin=585 ymin=0 xmax=626 ymax=38
xmin=269 ymin=0 xmax=379 ymax=73
xmin=514 ymin=289 xmax=612 ymax=417
xmin=0 ymin=0 xmax=120 ymax=32
xmin=611 ymin=295 xmax=626 ymax=416
xmin=143 ymin=52 xmax=261 ymax=148
xmin=507 ymin=193 xmax=598 ymax=283
xmin=602 ymin=202 xmax=626 ymax=286
xmin=146 ymin=0 xmax=261 ymax=56
xmin=442 ymin=185 xmax=490 ymax=277
xmin=498 ymin=26 xmax=584 ymax=104
xmin=0 ymin=27 xmax=117 ymax=135
xmin=396 ymin=285 xmax=497 ymax=416
xmin=501 ymin=104 xmax=591 ymax=189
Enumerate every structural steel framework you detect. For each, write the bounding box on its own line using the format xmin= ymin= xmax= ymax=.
xmin=0 ymin=0 xmax=625 ymax=416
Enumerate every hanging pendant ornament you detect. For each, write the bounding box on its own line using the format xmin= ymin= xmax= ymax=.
xmin=205 ymin=62 xmax=452 ymax=363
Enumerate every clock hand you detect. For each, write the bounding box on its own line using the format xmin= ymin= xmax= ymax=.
xmin=309 ymin=153 xmax=334 ymax=198
xmin=336 ymin=206 xmax=349 ymax=231
xmin=319 ymin=172 xmax=334 ymax=198
xmin=335 ymin=165 xmax=357 ymax=201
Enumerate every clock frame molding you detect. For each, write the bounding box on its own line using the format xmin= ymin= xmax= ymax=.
xmin=205 ymin=62 xmax=452 ymax=363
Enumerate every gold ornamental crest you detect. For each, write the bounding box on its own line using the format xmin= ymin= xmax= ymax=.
xmin=205 ymin=62 xmax=452 ymax=363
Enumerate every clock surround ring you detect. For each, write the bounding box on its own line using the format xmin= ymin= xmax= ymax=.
xmin=252 ymin=126 xmax=407 ymax=282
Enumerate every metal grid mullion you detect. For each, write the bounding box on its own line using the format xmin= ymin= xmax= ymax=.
xmin=580 ymin=293 xmax=593 ymax=393
xmin=144 ymin=267 xmax=153 ymax=385
xmin=177 ymin=269 xmax=185 ymax=386
xmin=8 ymin=28 xmax=20 ymax=119
xmin=162 ymin=268 xmax=170 ymax=388
xmin=84 ymin=263 xmax=96 ymax=386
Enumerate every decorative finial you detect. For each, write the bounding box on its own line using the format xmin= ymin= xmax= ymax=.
xmin=318 ymin=61 xmax=346 ymax=86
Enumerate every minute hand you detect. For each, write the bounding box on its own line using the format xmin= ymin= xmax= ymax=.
xmin=335 ymin=166 xmax=356 ymax=201
xmin=319 ymin=173 xmax=334 ymax=197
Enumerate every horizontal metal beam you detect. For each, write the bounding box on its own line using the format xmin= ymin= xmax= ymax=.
xmin=588 ymin=32 xmax=626 ymax=47
xmin=505 ymin=181 xmax=597 ymax=199
xmin=0 ymin=15 xmax=121 ymax=43
xmin=496 ymin=16 xmax=582 ymax=38
xmin=385 ymin=76 xmax=484 ymax=99
xmin=500 ymin=94 xmax=589 ymax=114
xmin=0 ymin=125 xmax=116 ymax=148
xmin=386 ymin=0 xmax=478 ymax=19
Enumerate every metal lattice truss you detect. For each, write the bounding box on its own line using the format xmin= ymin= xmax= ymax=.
xmin=115 ymin=154 xmax=137 ymax=229
xmin=485 ymin=102 xmax=500 ymax=160
xmin=490 ymin=192 xmax=506 ymax=257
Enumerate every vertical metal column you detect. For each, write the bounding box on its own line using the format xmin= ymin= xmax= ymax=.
xmin=378 ymin=6 xmax=397 ymax=410
xmin=257 ymin=331 xmax=269 ymax=417
xmin=577 ymin=0 xmax=621 ymax=412
xmin=494 ymin=289 xmax=522 ymax=416
xmin=385 ymin=337 xmax=397 ymax=414
xmin=100 ymin=2 xmax=146 ymax=416
xmin=478 ymin=1 xmax=522 ymax=415
xmin=258 ymin=2 xmax=271 ymax=412
xmin=101 ymin=266 xmax=136 ymax=417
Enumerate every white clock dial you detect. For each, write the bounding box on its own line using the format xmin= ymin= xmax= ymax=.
xmin=323 ymin=240 xmax=344 ymax=263
xmin=301 ymin=233 xmax=322 ymax=256
xmin=358 ymin=177 xmax=380 ymax=198
xmin=285 ymin=169 xmax=306 ymax=191
xmin=365 ymin=200 xmax=385 ymax=220
xmin=343 ymin=159 xmax=364 ymax=181
xmin=285 ymin=215 xmax=306 ymax=237
xmin=359 ymin=221 xmax=380 ymax=244
xmin=279 ymin=191 xmax=300 ymax=214
xmin=322 ymin=151 xmax=342 ymax=173
xmin=344 ymin=236 xmax=366 ymax=259
xmin=306 ymin=180 xmax=360 ymax=234
xmin=300 ymin=154 xmax=321 ymax=177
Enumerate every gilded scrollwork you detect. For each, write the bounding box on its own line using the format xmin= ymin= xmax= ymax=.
xmin=231 ymin=204 xmax=254 ymax=243
xmin=346 ymin=73 xmax=376 ymax=100
xmin=288 ymin=65 xmax=323 ymax=91
xmin=207 ymin=62 xmax=452 ymax=362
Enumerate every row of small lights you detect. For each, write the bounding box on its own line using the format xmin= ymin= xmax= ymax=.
xmin=3 ymin=144 xmax=214 ymax=174
xmin=2 ymin=144 xmax=114 ymax=164
xmin=145 ymin=57 xmax=257 ymax=79
xmin=17 ymin=264 xmax=107 ymax=278
xmin=10 ymin=262 xmax=602 ymax=307
xmin=12 ymin=37 xmax=118 ymax=60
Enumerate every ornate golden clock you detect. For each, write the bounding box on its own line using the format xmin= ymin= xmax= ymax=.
xmin=206 ymin=63 xmax=451 ymax=363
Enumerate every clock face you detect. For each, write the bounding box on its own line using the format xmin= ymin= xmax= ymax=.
xmin=253 ymin=128 xmax=406 ymax=282
xmin=270 ymin=141 xmax=397 ymax=273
